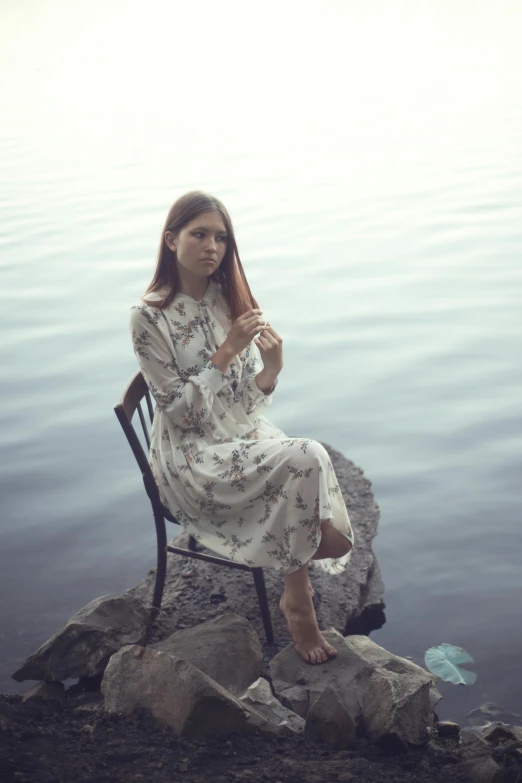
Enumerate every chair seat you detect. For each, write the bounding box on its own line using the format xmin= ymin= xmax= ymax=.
xmin=160 ymin=503 xmax=250 ymax=565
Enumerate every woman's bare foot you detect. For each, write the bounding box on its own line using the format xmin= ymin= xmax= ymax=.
xmin=279 ymin=591 xmax=336 ymax=664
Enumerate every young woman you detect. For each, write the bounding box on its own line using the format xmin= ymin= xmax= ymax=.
xmin=129 ymin=190 xmax=354 ymax=665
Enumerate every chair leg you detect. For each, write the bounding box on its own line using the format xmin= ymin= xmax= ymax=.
xmin=152 ymin=508 xmax=167 ymax=611
xmin=252 ymin=568 xmax=274 ymax=645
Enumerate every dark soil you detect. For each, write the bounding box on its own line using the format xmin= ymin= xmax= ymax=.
xmin=2 ymin=685 xmax=521 ymax=783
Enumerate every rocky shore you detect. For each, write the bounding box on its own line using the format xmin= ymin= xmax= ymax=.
xmin=3 ymin=445 xmax=521 ymax=782
xmin=3 ymin=644 xmax=522 ymax=783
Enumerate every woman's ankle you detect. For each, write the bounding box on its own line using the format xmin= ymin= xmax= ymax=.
xmin=281 ymin=588 xmax=313 ymax=612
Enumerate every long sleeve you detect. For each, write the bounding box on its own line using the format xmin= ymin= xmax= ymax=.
xmin=234 ymin=340 xmax=278 ymax=417
xmin=129 ymin=304 xmax=230 ymax=429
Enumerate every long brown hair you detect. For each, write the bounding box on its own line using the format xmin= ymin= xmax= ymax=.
xmin=142 ymin=191 xmax=258 ymax=322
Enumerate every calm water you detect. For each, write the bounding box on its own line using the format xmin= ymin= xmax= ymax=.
xmin=1 ymin=1 xmax=521 ymax=724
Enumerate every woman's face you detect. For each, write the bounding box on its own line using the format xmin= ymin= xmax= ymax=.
xmin=165 ymin=210 xmax=228 ymax=280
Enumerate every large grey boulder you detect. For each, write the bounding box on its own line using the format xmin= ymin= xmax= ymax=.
xmin=12 ymin=595 xmax=151 ymax=682
xmin=304 ymin=685 xmax=357 ymax=749
xmin=151 ymin=614 xmax=262 ymax=695
xmin=239 ymin=677 xmax=305 ymax=736
xmin=101 ymin=644 xmax=256 ymax=738
xmin=126 ymin=444 xmax=383 ymax=652
xmin=270 ymin=630 xmax=437 ymax=746
xmin=348 ymin=635 xmax=439 ymax=745
xmin=363 ymin=665 xmax=432 ymax=746
xmin=101 ymin=644 xmax=299 ymax=740
xmin=270 ymin=629 xmax=372 ymax=722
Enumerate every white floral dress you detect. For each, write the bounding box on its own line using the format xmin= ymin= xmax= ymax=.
xmin=129 ymin=280 xmax=354 ymax=575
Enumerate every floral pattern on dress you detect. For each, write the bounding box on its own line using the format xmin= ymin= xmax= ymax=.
xmin=129 ymin=280 xmax=354 ymax=574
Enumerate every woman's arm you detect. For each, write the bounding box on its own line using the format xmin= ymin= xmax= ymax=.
xmin=129 ymin=305 xmax=232 ymax=429
xmin=234 ymin=340 xmax=278 ymax=416
xmin=255 ymin=366 xmax=278 ymax=395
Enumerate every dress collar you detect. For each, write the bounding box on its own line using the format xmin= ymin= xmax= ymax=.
xmin=175 ymin=280 xmax=214 ymax=303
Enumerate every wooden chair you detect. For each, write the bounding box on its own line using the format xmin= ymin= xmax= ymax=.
xmin=114 ymin=371 xmax=274 ymax=644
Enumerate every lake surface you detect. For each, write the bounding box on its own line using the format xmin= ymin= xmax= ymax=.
xmin=1 ymin=0 xmax=521 ymax=725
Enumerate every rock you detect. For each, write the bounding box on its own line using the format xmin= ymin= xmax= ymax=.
xmin=72 ymin=700 xmax=104 ymax=717
xmin=270 ymin=631 xmax=436 ymax=747
xmin=12 ymin=594 xmax=151 ymax=682
xmin=348 ymin=635 xmax=436 ymax=746
xmin=459 ymin=756 xmax=504 ymax=783
xmin=436 ymin=720 xmax=461 ymax=737
xmin=363 ymin=668 xmax=431 ymax=747
xmin=125 ymin=445 xmax=383 ymax=647
xmin=278 ymin=759 xmax=304 ymax=773
xmin=428 ymin=738 xmax=451 ymax=755
xmin=335 ymin=750 xmax=356 ymax=759
xmin=304 ymin=685 xmax=356 ymax=749
xmin=22 ymin=681 xmax=65 ymax=705
xmin=151 ymin=614 xmax=262 ymax=695
xmin=68 ymin=690 xmax=105 ymax=716
xmin=481 ymin=722 xmax=522 ymax=745
xmin=511 ymin=725 xmax=522 ymax=744
xmin=270 ymin=629 xmax=371 ymax=722
xmin=239 ymin=677 xmax=305 ymax=736
xmin=429 ymin=683 xmax=443 ymax=712
xmin=460 ymin=729 xmax=489 ymax=748
xmin=491 ymin=743 xmax=520 ymax=761
xmin=101 ymin=643 xmax=269 ymax=739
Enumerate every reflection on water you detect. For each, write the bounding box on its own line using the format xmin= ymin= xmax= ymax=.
xmin=1 ymin=0 xmax=521 ymax=724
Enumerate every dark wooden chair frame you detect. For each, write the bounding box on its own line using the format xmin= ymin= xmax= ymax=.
xmin=114 ymin=370 xmax=274 ymax=644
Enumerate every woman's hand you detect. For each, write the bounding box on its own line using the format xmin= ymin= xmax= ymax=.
xmin=224 ymin=309 xmax=266 ymax=355
xmin=254 ymin=323 xmax=283 ymax=376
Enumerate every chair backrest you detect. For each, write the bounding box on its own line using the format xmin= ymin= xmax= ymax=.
xmin=114 ymin=371 xmax=159 ymax=496
xmin=115 ymin=371 xmax=181 ymax=529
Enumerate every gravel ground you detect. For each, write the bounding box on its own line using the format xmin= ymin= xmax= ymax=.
xmin=4 ymin=684 xmax=520 ymax=783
